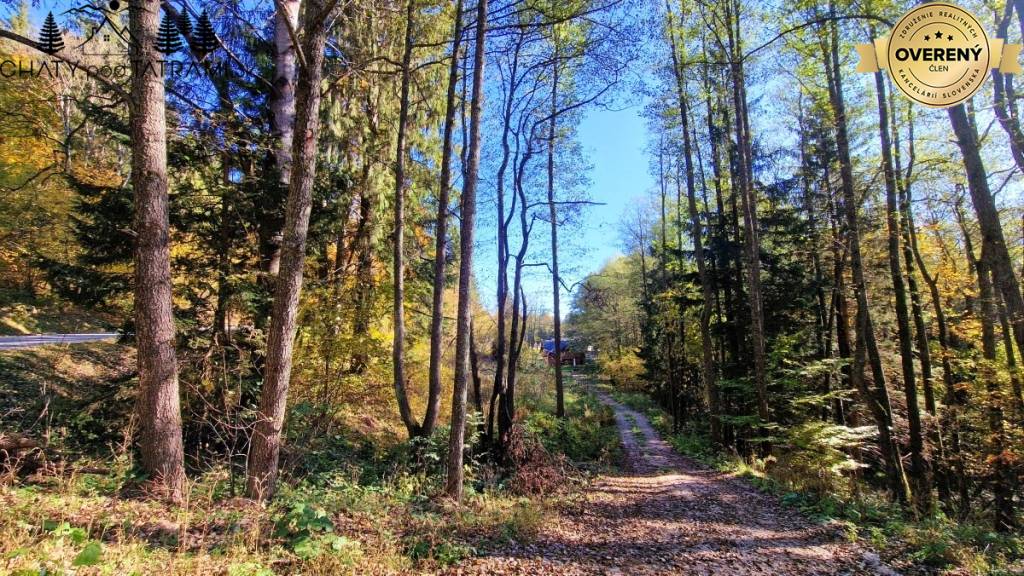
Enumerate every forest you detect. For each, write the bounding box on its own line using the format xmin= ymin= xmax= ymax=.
xmin=0 ymin=0 xmax=1022 ymax=573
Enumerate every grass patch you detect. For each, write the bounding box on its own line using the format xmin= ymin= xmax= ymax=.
xmin=0 ymin=356 xmax=621 ymax=574
xmin=0 ymin=446 xmax=571 ymax=574
xmin=522 ymin=381 xmax=622 ymax=470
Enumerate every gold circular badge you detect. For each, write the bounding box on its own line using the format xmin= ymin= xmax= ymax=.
xmin=887 ymin=3 xmax=991 ymax=108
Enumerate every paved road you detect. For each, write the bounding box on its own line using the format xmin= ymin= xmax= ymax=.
xmin=0 ymin=333 xmax=119 ymax=350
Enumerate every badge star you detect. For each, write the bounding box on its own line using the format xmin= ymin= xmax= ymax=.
xmin=924 ymin=34 xmax=931 ymax=41
xmin=935 ymin=30 xmax=943 ymax=39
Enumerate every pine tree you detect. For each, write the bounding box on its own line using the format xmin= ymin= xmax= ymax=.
xmin=193 ymin=10 xmax=218 ymax=58
xmin=156 ymin=12 xmax=182 ymax=54
xmin=177 ymin=11 xmax=193 ymax=38
xmin=38 ymin=12 xmax=64 ymax=55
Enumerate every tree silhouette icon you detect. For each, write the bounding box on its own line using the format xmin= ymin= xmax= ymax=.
xmin=193 ymin=10 xmax=218 ymax=59
xmin=178 ymin=11 xmax=193 ymax=38
xmin=39 ymin=12 xmax=64 ymax=55
xmin=156 ymin=12 xmax=182 ymax=54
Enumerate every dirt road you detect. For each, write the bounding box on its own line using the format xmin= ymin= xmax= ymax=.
xmin=451 ymin=388 xmax=893 ymax=575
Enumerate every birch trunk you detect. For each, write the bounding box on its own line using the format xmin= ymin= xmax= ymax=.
xmin=263 ymin=0 xmax=300 ymax=276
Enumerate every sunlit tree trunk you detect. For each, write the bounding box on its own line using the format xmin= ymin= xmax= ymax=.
xmin=261 ymin=0 xmax=301 ymax=277
xmin=828 ymin=193 xmax=850 ymax=426
xmin=666 ymin=6 xmax=720 ymax=444
xmin=874 ymin=71 xmax=930 ymax=513
xmin=130 ymin=0 xmax=184 ymax=502
xmin=821 ymin=15 xmax=907 ymax=503
xmin=892 ymin=100 xmax=949 ymax=501
xmin=446 ymin=0 xmax=488 ymax=501
xmin=548 ymin=38 xmax=566 ymax=419
xmin=424 ymin=0 xmax=466 ymax=438
xmin=392 ymin=0 xmax=419 ymax=438
xmin=889 ymin=100 xmax=936 ymax=416
xmin=247 ymin=0 xmax=336 ymax=500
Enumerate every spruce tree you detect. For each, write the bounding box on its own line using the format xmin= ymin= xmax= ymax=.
xmin=38 ymin=12 xmax=64 ymax=55
xmin=156 ymin=12 xmax=182 ymax=54
xmin=193 ymin=10 xmax=218 ymax=58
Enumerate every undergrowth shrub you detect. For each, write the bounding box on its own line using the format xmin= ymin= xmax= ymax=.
xmin=524 ymin=396 xmax=619 ymax=465
xmin=770 ymin=422 xmax=872 ymax=497
xmin=505 ymin=422 xmax=568 ymax=495
xmin=600 ymin=351 xmax=645 ymax=391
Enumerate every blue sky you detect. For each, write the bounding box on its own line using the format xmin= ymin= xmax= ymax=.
xmin=491 ymin=103 xmax=653 ymax=318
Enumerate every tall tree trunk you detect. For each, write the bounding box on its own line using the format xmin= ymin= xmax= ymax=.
xmin=392 ymin=0 xmax=418 ymax=438
xmin=548 ymin=42 xmax=565 ymax=419
xmin=502 ymin=146 xmax=537 ymax=444
xmin=893 ymin=101 xmax=949 ymax=500
xmin=874 ymin=71 xmax=930 ymax=513
xmin=263 ymin=0 xmax=301 ymax=277
xmin=487 ymin=31 xmax=525 ymax=443
xmin=949 ymin=202 xmax=980 ymax=516
xmin=723 ymin=93 xmax=747 ymax=449
xmin=972 ymin=242 xmax=1017 ymax=532
xmin=822 ymin=16 xmax=907 ymax=503
xmin=658 ymin=139 xmax=676 ymax=428
xmin=666 ymin=8 xmax=719 ymax=444
xmin=446 ymin=0 xmax=487 ymax=501
xmin=725 ymin=0 xmax=769 ymax=445
xmin=130 ymin=0 xmax=184 ymax=502
xmin=948 ymin=103 xmax=1024 ymax=394
xmin=423 ymin=0 xmax=465 ymax=438
xmin=891 ymin=99 xmax=936 ymax=416
xmin=708 ymin=85 xmax=740 ymax=376
xmin=825 ymin=172 xmax=850 ymax=426
xmin=247 ymin=1 xmax=334 ymax=500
